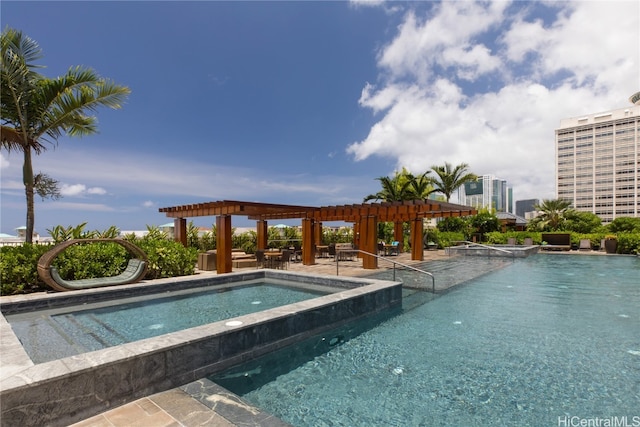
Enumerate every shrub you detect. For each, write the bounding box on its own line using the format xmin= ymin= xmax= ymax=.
xmin=1 ymin=224 xmax=200 ymax=294
xmin=484 ymin=232 xmax=508 ymax=244
xmin=608 ymin=217 xmax=640 ymax=233
xmin=469 ymin=210 xmax=500 ymax=235
xmin=0 ymin=244 xmax=51 ymax=295
xmin=53 ymin=242 xmax=129 ymax=280
xmin=135 ymin=238 xmax=197 ymax=279
xmin=615 ymin=233 xmax=640 ymax=255
xmin=233 ymin=230 xmax=257 ymax=254
xmin=436 ymin=217 xmax=469 ymax=233
xmin=323 ymin=227 xmax=354 ymax=245
xmin=434 ymin=231 xmax=466 ymax=248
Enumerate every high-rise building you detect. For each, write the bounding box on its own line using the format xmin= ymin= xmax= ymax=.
xmin=515 ymin=198 xmax=539 ymax=218
xmin=460 ymin=175 xmax=511 ymax=212
xmin=555 ymin=93 xmax=640 ymax=222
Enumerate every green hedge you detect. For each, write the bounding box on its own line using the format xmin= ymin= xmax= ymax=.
xmin=135 ymin=238 xmax=198 ymax=279
xmin=0 ymin=237 xmax=198 ymax=295
xmin=431 ymin=231 xmax=466 ymax=249
xmin=0 ymin=244 xmax=52 ymax=295
xmin=481 ymin=231 xmax=640 ymax=254
xmin=615 ymin=233 xmax=640 ymax=255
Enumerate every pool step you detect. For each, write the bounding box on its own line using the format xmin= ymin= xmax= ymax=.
xmin=366 ymin=257 xmax=512 ymax=293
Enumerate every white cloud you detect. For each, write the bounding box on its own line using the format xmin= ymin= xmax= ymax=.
xmin=348 ymin=1 xmax=639 ymax=202
xmin=378 ymin=3 xmax=508 ymax=84
xmin=87 ymin=187 xmax=107 ymax=195
xmin=60 ymin=184 xmax=87 ymax=197
xmin=1 ymin=144 xmax=376 ymax=211
xmin=59 ymin=184 xmax=107 ymax=197
xmin=349 ymin=0 xmax=385 ymax=8
xmin=0 ymin=152 xmax=10 ymax=169
xmin=142 ymin=200 xmax=156 ymax=208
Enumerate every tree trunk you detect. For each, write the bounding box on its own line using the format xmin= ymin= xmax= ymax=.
xmin=23 ymin=148 xmax=34 ymax=244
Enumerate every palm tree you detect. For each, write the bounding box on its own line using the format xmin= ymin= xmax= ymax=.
xmin=430 ymin=162 xmax=478 ymax=202
xmin=1 ymin=27 xmax=130 ymax=243
xmin=528 ymin=199 xmax=574 ymax=231
xmin=364 ymin=168 xmax=435 ymax=203
xmin=363 ymin=170 xmax=413 ymax=202
xmin=406 ymin=171 xmax=435 ymax=200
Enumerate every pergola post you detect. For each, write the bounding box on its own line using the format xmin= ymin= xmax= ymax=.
xmin=256 ymin=220 xmax=268 ymax=250
xmin=216 ymin=215 xmax=233 ymax=274
xmin=174 ymin=218 xmax=187 ymax=247
xmin=393 ymin=221 xmax=404 ymax=252
xmin=360 ymin=215 xmax=378 ymax=269
xmin=302 ymin=218 xmax=316 ymax=265
xmin=410 ymin=218 xmax=424 ymax=261
xmin=314 ymin=221 xmax=323 ymax=245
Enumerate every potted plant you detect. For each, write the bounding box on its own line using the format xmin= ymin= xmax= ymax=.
xmin=604 ymin=235 xmax=618 ymax=254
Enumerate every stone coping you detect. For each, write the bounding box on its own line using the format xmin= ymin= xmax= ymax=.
xmin=445 ymin=244 xmax=540 ymax=258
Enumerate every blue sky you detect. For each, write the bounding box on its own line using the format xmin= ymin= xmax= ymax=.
xmin=1 ymin=1 xmax=638 ymax=235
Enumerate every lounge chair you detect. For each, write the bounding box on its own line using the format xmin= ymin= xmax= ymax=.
xmin=578 ymin=239 xmax=592 ymax=251
xmin=541 ymin=233 xmax=571 ymax=251
xmin=49 ymin=259 xmax=147 ymax=291
xmin=523 ymin=237 xmax=533 ymax=245
xmin=37 ymin=238 xmax=148 ymax=292
xmin=507 ymin=237 xmax=517 ymax=245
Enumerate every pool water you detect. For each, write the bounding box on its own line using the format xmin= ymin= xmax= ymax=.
xmin=211 ymin=255 xmax=640 ymax=426
xmin=8 ymin=282 xmax=327 ymax=363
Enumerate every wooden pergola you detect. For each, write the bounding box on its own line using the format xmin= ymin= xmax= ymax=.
xmin=159 ymin=199 xmax=477 ymax=274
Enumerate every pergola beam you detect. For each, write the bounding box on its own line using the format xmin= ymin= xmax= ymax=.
xmin=159 ymin=199 xmax=477 ymax=273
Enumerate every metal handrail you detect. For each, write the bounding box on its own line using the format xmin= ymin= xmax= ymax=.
xmin=335 ymin=249 xmax=435 ymax=293
xmin=448 ymin=241 xmax=515 ymax=257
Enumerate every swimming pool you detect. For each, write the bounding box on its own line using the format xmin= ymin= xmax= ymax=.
xmin=207 ymin=254 xmax=640 ymax=426
xmin=0 ymin=270 xmax=402 ymax=426
xmin=6 ymin=281 xmax=329 ymax=363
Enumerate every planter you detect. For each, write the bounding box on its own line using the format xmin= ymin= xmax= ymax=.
xmin=604 ymin=239 xmax=618 ymax=254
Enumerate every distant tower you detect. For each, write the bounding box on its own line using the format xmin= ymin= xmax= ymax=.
xmin=555 ymin=92 xmax=640 ymax=222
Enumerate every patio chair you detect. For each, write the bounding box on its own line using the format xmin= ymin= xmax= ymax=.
xmin=328 ymin=244 xmax=336 ymax=259
xmin=292 ymin=244 xmax=302 ymax=262
xmin=523 ymin=237 xmax=533 ymax=245
xmin=275 ymin=250 xmax=291 ymax=270
xmin=507 ymin=237 xmax=517 ymax=245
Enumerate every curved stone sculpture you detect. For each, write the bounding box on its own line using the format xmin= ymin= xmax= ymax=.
xmin=37 ymin=238 xmax=148 ymax=291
